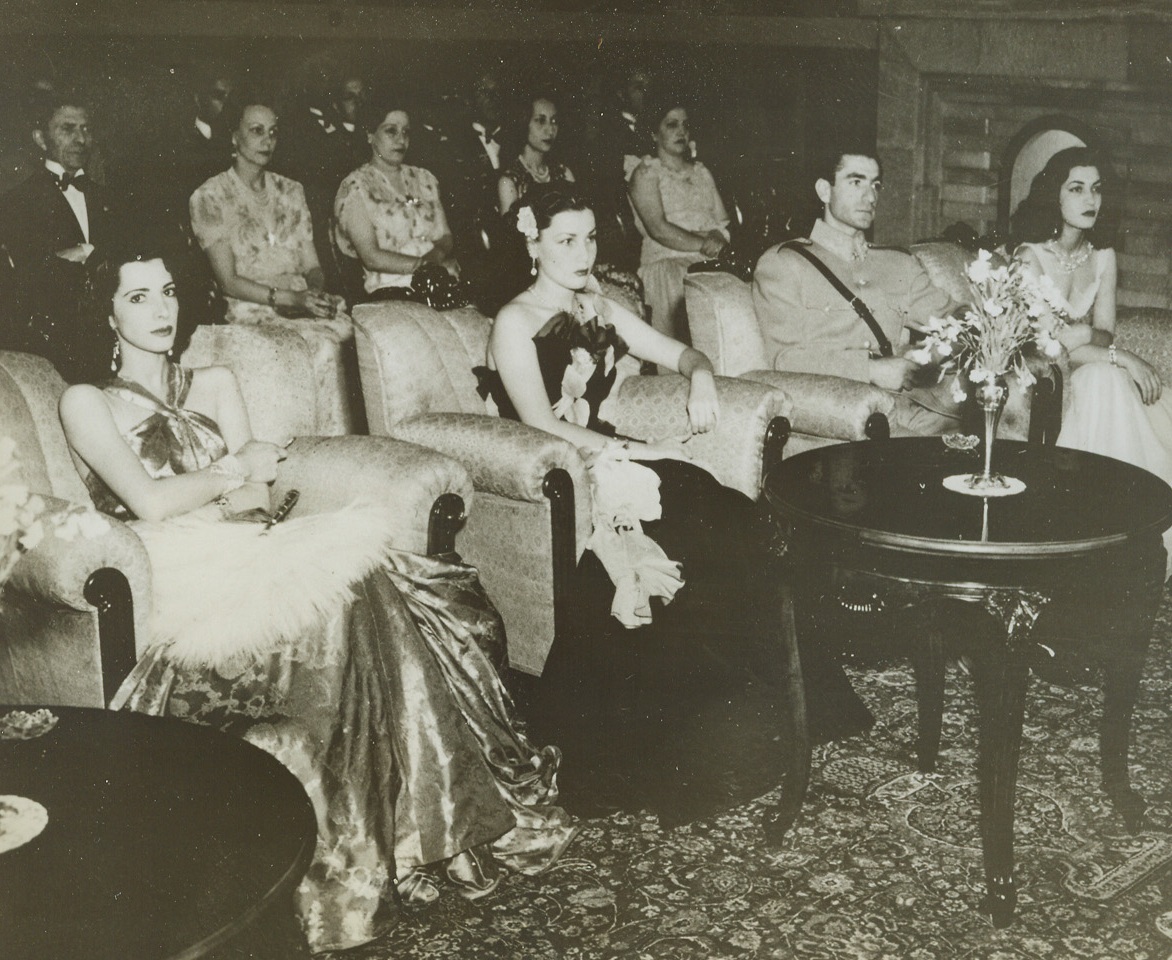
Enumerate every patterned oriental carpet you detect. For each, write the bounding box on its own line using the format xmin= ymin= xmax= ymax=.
xmin=319 ymin=595 xmax=1172 ymax=960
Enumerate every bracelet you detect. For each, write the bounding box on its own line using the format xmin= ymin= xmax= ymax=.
xmin=1109 ymin=344 xmax=1118 ymax=366
xmin=267 ymin=286 xmax=278 ymax=309
xmin=209 ymin=454 xmax=247 ymax=492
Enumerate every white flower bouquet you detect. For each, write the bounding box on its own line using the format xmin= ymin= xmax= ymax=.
xmin=908 ymin=249 xmax=1067 ymax=402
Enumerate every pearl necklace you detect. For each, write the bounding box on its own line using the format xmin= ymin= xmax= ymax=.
xmin=1044 ymin=239 xmax=1092 ymax=274
xmin=518 ymin=153 xmax=551 ymax=184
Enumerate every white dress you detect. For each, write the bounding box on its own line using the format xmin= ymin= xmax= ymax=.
xmin=1025 ymin=243 xmax=1172 ymax=572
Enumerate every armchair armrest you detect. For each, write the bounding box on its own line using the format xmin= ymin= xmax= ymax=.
xmin=274 ymin=436 xmax=473 ymax=556
xmin=611 ymin=375 xmax=790 ymax=498
xmin=8 ymin=497 xmax=151 ymax=645
xmin=743 ymin=370 xmax=895 ymax=440
xmin=389 ymin=413 xmax=593 ymax=549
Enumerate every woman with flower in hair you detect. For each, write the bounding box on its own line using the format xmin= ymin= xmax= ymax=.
xmin=1013 ymin=146 xmax=1172 ymax=520
xmin=479 ymin=186 xmax=873 ymax=819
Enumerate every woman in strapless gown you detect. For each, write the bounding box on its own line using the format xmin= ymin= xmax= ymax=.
xmin=59 ymin=246 xmax=576 ymax=954
xmin=478 ymin=187 xmax=873 ymax=823
xmin=1014 ymin=146 xmax=1172 ymax=572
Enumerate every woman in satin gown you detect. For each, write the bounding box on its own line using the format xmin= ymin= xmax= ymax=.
xmin=1013 ymin=147 xmax=1172 ymax=570
xmin=478 ymin=187 xmax=873 ymax=822
xmin=58 ymin=246 xmax=576 ymax=954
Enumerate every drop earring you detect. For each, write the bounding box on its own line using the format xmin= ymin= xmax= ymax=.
xmin=110 ymin=339 xmax=120 ymax=373
xmin=530 ymin=257 xmax=538 ymax=276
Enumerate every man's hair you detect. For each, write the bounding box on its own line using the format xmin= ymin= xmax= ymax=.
xmin=28 ymin=87 xmax=86 ymax=134
xmin=811 ymin=143 xmax=882 ymax=187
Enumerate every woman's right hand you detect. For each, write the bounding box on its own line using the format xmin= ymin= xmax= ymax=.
xmin=234 ymin=440 xmax=287 ymax=483
xmin=699 ymin=231 xmax=727 ymax=258
xmin=1120 ymin=351 xmax=1163 ymax=405
xmin=288 ymin=289 xmax=337 ymax=319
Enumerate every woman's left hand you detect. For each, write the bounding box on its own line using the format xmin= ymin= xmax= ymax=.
xmin=303 ymin=290 xmax=338 ymax=318
xmin=1121 ymin=351 xmax=1163 ymax=405
xmin=686 ymin=370 xmax=720 ymax=434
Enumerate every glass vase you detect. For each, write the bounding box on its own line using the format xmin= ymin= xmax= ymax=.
xmin=942 ymin=375 xmax=1026 ymax=497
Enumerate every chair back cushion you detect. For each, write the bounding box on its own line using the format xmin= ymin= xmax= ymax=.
xmin=0 ymin=352 xmax=91 ymax=504
xmin=683 ymin=271 xmax=767 ymax=376
xmin=1117 ymin=307 xmax=1172 ymax=388
xmin=182 ymin=325 xmax=318 ymax=441
xmin=353 ymin=302 xmax=492 ymax=434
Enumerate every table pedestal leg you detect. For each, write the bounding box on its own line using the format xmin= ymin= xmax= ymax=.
xmin=912 ymin=609 xmax=946 ymax=773
xmin=764 ymin=579 xmax=811 ymax=844
xmin=970 ymin=640 xmax=1031 ymax=929
xmin=1101 ymin=637 xmax=1150 ymax=832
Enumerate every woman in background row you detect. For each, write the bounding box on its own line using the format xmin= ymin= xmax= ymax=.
xmin=60 ymin=244 xmax=576 ymax=954
xmin=189 ymin=89 xmax=355 ymax=432
xmin=333 ymin=91 xmax=461 ymax=301
xmin=1013 ymin=145 xmax=1172 ymax=572
xmin=496 ymin=93 xmax=575 ymax=216
xmin=628 ymin=93 xmax=728 ymax=351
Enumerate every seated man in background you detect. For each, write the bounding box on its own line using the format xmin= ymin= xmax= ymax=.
xmin=753 ymin=145 xmax=960 ymax=436
xmin=0 ymin=88 xmax=119 ymax=383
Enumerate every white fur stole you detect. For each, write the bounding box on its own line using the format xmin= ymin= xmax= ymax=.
xmin=130 ymin=501 xmax=399 ymax=670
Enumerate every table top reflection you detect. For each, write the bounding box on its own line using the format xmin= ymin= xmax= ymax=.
xmin=765 ymin=438 xmax=1172 ymax=558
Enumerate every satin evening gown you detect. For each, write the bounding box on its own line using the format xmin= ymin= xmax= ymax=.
xmin=85 ymin=364 xmax=576 ymax=954
xmin=476 ymin=293 xmax=874 ymax=822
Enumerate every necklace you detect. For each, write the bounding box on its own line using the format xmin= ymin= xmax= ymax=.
xmin=1044 ymin=239 xmax=1092 ymax=274
xmin=518 ymin=153 xmax=551 ymax=184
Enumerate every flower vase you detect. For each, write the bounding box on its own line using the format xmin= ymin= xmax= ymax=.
xmin=942 ymin=377 xmax=1027 ymax=497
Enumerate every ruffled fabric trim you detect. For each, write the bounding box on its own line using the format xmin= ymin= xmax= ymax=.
xmin=130 ymin=500 xmax=401 ymax=669
xmin=584 ymin=443 xmax=684 ymax=628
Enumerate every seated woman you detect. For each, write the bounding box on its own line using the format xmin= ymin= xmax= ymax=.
xmin=1013 ymin=147 xmax=1172 ymax=572
xmin=628 ymin=92 xmax=729 ymax=348
xmin=496 ymin=94 xmax=575 ymax=215
xmin=333 ymin=90 xmax=462 ymax=303
xmin=477 ymin=187 xmax=873 ymax=820
xmin=59 ymin=244 xmax=576 ymax=955
xmin=487 ymin=92 xmax=641 ymax=319
xmin=189 ymin=88 xmax=356 ymax=434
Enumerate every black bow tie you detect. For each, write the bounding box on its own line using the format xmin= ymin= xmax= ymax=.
xmin=54 ymin=171 xmax=88 ymax=193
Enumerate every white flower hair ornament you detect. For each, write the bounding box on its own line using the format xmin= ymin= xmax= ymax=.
xmin=516 ymin=206 xmax=539 ymax=242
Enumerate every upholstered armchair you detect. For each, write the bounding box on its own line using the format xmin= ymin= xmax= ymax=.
xmin=685 ymin=243 xmax=1067 ymax=452
xmin=0 ymin=327 xmax=472 ymax=708
xmin=684 ymin=271 xmax=895 ymax=457
xmin=353 ymin=300 xmax=792 ymax=676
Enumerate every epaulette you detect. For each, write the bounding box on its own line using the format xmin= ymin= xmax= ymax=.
xmin=775 ymin=238 xmax=812 ymax=252
xmin=867 ymin=243 xmax=911 ymax=255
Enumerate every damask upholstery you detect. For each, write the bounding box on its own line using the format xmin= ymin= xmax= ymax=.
xmin=0 ymin=332 xmax=473 ymax=706
xmin=685 ymin=270 xmax=894 ymax=456
xmin=1116 ymin=307 xmax=1172 ymax=388
xmin=354 ymin=300 xmax=789 ymax=676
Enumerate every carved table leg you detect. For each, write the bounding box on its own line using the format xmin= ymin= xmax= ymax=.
xmin=911 ymin=605 xmax=946 ymax=773
xmin=764 ymin=578 xmax=811 ymax=844
xmin=1100 ymin=640 xmax=1149 ymax=832
xmin=966 ymin=590 xmax=1047 ymax=929
xmin=970 ymin=638 xmax=1031 ymax=928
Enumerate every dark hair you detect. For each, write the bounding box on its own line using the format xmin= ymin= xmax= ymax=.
xmin=516 ymin=184 xmax=593 ymax=234
xmin=358 ymin=89 xmax=414 ymax=135
xmin=1010 ymin=146 xmax=1114 ymax=247
xmin=811 ymin=143 xmax=882 ymax=187
xmin=86 ymin=244 xmax=178 ymax=324
xmin=506 ymin=91 xmax=559 ymax=158
xmin=220 ymin=84 xmax=277 ymax=137
xmin=639 ymin=87 xmax=689 ymax=145
xmin=28 ymin=87 xmax=87 ymax=134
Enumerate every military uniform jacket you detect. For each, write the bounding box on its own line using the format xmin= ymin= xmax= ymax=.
xmin=752 ymin=219 xmax=954 ymax=383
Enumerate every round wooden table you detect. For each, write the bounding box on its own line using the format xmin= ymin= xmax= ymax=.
xmin=762 ymin=437 xmax=1172 ymax=927
xmin=0 ymin=706 xmax=317 ymax=960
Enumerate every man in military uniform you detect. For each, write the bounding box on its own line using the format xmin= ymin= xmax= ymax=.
xmin=752 ymin=146 xmax=960 ymax=435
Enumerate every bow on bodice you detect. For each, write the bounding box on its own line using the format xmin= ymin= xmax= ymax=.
xmin=85 ymin=364 xmax=229 ymax=520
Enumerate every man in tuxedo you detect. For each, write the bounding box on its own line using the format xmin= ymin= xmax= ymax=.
xmin=176 ymin=65 xmax=234 ymax=202
xmin=0 ymin=91 xmax=120 ymax=383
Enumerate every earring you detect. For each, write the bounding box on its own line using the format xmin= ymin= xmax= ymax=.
xmin=110 ymin=339 xmax=120 ymax=373
xmin=167 ymin=347 xmax=174 ymax=360
xmin=530 ymin=257 xmax=538 ymax=276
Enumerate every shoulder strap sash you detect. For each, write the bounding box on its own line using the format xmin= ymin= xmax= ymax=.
xmin=782 ymin=241 xmax=893 ymax=358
